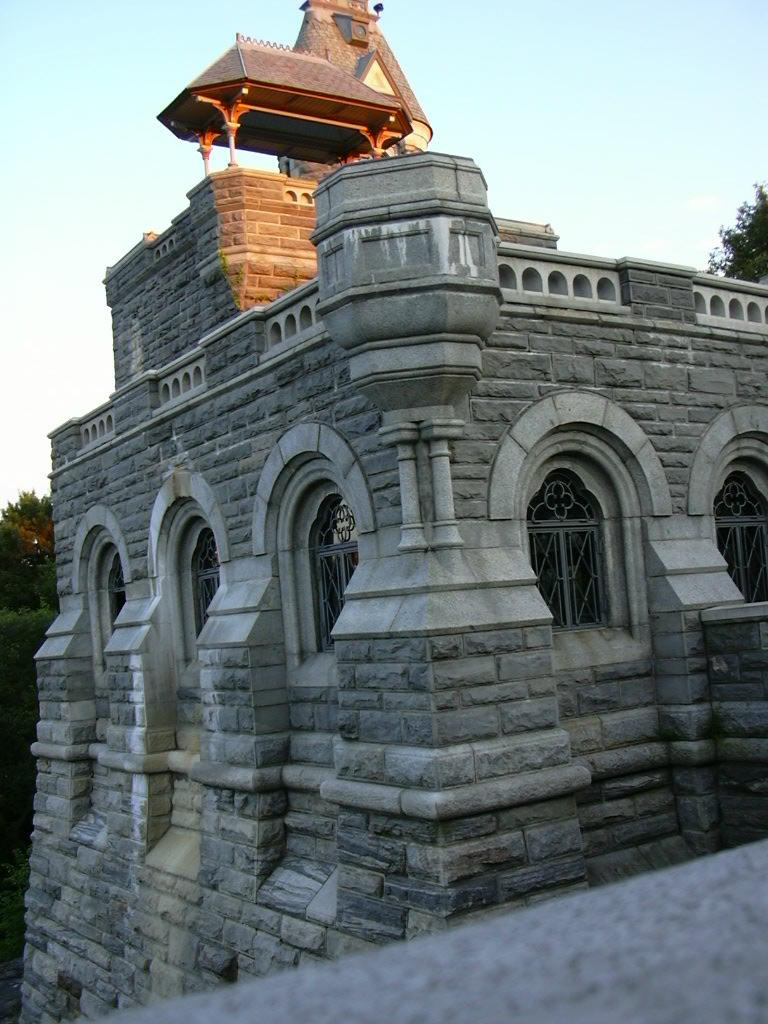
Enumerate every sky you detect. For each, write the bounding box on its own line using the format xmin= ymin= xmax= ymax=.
xmin=0 ymin=0 xmax=766 ymax=508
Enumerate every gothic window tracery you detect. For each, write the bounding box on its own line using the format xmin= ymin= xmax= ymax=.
xmin=107 ymin=551 xmax=126 ymax=628
xmin=312 ymin=495 xmax=358 ymax=649
xmin=714 ymin=472 xmax=768 ymax=603
xmin=191 ymin=527 xmax=220 ymax=634
xmin=527 ymin=470 xmax=605 ymax=629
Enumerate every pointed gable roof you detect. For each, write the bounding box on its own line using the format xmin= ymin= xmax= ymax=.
xmin=294 ymin=3 xmax=431 ymax=130
xmin=188 ymin=36 xmax=401 ymax=109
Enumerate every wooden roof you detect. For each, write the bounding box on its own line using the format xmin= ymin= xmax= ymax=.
xmin=158 ymin=36 xmax=412 ymax=163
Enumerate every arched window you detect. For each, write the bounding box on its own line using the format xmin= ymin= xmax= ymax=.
xmin=89 ymin=541 xmax=127 ymax=658
xmin=714 ymin=472 xmax=768 ymax=603
xmin=107 ymin=551 xmax=126 ymax=628
xmin=311 ymin=495 xmax=358 ymax=649
xmin=527 ymin=470 xmax=605 ymax=629
xmin=191 ymin=526 xmax=220 ymax=634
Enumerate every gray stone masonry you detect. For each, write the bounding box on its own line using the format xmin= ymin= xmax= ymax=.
xmin=87 ymin=839 xmax=768 ymax=1024
xmin=22 ymin=150 xmax=768 ymax=1021
xmin=703 ymin=603 xmax=768 ymax=847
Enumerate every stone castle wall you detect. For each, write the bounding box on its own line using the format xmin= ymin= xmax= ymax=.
xmin=22 ymin=153 xmax=768 ymax=1021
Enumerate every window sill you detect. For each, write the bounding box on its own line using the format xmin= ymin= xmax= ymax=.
xmin=552 ymin=626 xmax=650 ymax=672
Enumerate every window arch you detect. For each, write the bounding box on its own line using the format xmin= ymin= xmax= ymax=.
xmin=311 ymin=495 xmax=359 ymax=650
xmin=714 ymin=472 xmax=768 ymax=603
xmin=170 ymin=513 xmax=221 ymax=662
xmin=527 ymin=470 xmax=606 ymax=629
xmin=84 ymin=538 xmax=128 ymax=742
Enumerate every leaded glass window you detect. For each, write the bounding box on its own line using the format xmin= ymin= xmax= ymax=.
xmin=312 ymin=496 xmax=358 ymax=650
xmin=192 ymin=528 xmax=220 ymax=634
xmin=714 ymin=472 xmax=768 ymax=603
xmin=107 ymin=552 xmax=126 ymax=628
xmin=527 ymin=470 xmax=605 ymax=629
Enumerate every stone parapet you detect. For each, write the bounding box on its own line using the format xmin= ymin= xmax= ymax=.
xmin=617 ymin=256 xmax=696 ymax=322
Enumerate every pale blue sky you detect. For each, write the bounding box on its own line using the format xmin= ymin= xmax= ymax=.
xmin=1 ymin=0 xmax=766 ymax=506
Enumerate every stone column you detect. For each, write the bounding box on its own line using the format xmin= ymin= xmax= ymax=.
xmin=192 ymin=571 xmax=290 ymax=891
xmin=312 ymin=153 xmax=590 ymax=939
xmin=646 ymin=517 xmax=744 ymax=854
xmin=701 ymin=604 xmax=768 ymax=848
xmin=421 ymin=419 xmax=464 ymax=549
xmin=379 ymin=423 xmax=427 ymax=551
xmin=30 ymin=599 xmax=96 ymax=836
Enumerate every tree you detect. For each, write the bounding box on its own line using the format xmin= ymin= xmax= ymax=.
xmin=0 ymin=608 xmax=50 ymax=864
xmin=0 ymin=492 xmax=57 ymax=611
xmin=708 ymin=182 xmax=768 ymax=282
xmin=0 ymin=492 xmax=57 ymax=956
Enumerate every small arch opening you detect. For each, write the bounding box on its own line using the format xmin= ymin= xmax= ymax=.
xmin=299 ymin=305 xmax=313 ymax=330
xmin=522 ymin=267 xmax=543 ymax=293
xmin=573 ymin=274 xmax=593 ymax=299
xmin=597 ymin=277 xmax=617 ymax=301
xmin=193 ymin=366 xmax=203 ymax=387
xmin=106 ymin=415 xmax=113 ymax=432
xmin=548 ymin=271 xmax=568 ymax=296
xmin=301 ymin=192 xmax=313 ymax=205
xmin=171 ymin=378 xmax=181 ymax=398
xmin=182 ymin=372 xmax=192 ymax=391
xmin=710 ymin=295 xmax=726 ymax=317
xmin=161 ymin=384 xmax=171 ymax=403
xmin=499 ymin=264 xmax=517 ymax=290
xmin=269 ymin=322 xmax=282 ymax=347
xmin=286 ymin=190 xmax=298 ymax=203
xmin=694 ymin=292 xmax=706 ymax=313
xmin=98 ymin=420 xmax=105 ymax=437
xmin=83 ymin=427 xmax=91 ymax=445
xmin=285 ymin=314 xmax=297 ymax=338
xmin=747 ymin=302 xmax=761 ymax=323
xmin=729 ymin=299 xmax=744 ymax=320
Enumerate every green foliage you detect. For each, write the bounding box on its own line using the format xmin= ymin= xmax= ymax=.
xmin=708 ymin=183 xmax=768 ymax=282
xmin=0 ymin=492 xmax=56 ymax=959
xmin=0 ymin=608 xmax=51 ymax=864
xmin=0 ymin=848 xmax=30 ymax=959
xmin=0 ymin=492 xmax=57 ymax=611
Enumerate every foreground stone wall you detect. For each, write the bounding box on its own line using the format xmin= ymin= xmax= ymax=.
xmin=22 ymin=152 xmax=768 ymax=1021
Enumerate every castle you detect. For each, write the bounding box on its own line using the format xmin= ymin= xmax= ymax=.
xmin=22 ymin=2 xmax=768 ymax=1020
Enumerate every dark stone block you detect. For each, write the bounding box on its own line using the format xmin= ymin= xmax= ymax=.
xmin=498 ymin=856 xmax=586 ymax=898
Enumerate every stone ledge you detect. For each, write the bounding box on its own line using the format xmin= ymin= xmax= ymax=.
xmin=701 ymin=602 xmax=768 ymax=624
xmin=322 ymin=763 xmax=591 ymax=820
xmin=30 ymin=741 xmax=91 ymax=762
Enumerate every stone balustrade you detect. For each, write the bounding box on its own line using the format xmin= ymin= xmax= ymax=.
xmin=498 ymin=246 xmax=623 ymax=308
xmin=158 ymin=358 xmax=206 ymax=407
xmin=79 ymin=405 xmax=115 ymax=449
xmin=263 ymin=281 xmax=321 ymax=351
xmin=693 ymin=273 xmax=768 ymax=331
xmin=147 ymin=227 xmax=179 ymax=263
xmin=283 ymin=185 xmax=315 ymax=207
